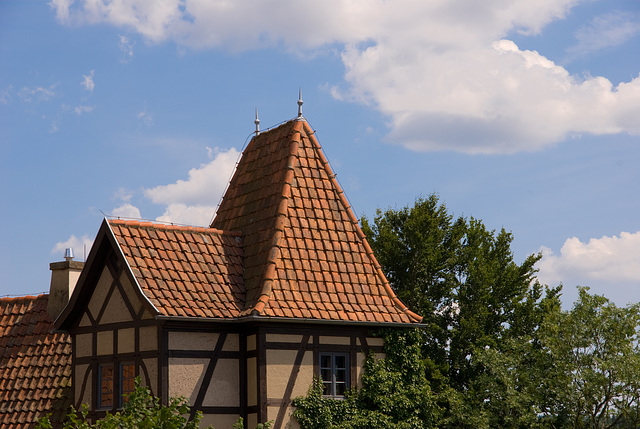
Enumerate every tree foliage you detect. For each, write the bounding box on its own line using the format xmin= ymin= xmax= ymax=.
xmin=360 ymin=195 xmax=559 ymax=393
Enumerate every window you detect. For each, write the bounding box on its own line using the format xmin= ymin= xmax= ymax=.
xmin=98 ymin=362 xmax=136 ymax=409
xmin=319 ymin=353 xmax=349 ymax=397
xmin=120 ymin=362 xmax=136 ymax=406
xmin=98 ymin=363 xmax=114 ymax=408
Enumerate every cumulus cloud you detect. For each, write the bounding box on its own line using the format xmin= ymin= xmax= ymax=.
xmin=81 ymin=69 xmax=95 ymax=92
xmin=566 ymin=11 xmax=640 ymax=61
xmin=537 ymin=231 xmax=640 ymax=304
xmin=49 ymin=0 xmax=640 ymax=154
xmin=111 ymin=203 xmax=142 ymax=219
xmin=51 ymin=234 xmax=94 ymax=261
xmin=144 ymin=147 xmax=240 ymax=225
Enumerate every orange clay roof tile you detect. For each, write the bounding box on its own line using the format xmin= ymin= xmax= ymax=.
xmin=0 ymin=295 xmax=72 ymax=428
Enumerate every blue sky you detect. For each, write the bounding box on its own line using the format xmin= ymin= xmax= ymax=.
xmin=1 ymin=0 xmax=639 ymax=307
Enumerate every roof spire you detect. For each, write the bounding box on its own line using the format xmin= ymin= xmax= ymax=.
xmin=254 ymin=107 xmax=260 ymax=134
xmin=297 ymin=88 xmax=303 ymax=119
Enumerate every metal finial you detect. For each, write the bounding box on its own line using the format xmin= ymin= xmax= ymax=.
xmin=297 ymin=88 xmax=303 ymax=118
xmin=254 ymin=108 xmax=260 ymax=134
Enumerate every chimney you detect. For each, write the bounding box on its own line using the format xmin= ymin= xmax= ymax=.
xmin=47 ymin=248 xmax=84 ymax=319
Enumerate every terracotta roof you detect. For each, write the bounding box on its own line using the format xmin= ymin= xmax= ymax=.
xmin=108 ymin=221 xmax=244 ymax=319
xmin=105 ymin=119 xmax=420 ymax=324
xmin=212 ymin=119 xmax=421 ymax=324
xmin=0 ymin=295 xmax=71 ymax=428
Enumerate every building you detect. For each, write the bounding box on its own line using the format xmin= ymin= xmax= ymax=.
xmin=2 ymin=116 xmax=421 ymax=429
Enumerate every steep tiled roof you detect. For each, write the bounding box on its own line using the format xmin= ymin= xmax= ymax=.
xmin=108 ymin=221 xmax=244 ymax=318
xmin=0 ymin=295 xmax=71 ymax=428
xmin=213 ymin=119 xmax=421 ymax=324
xmin=103 ymin=119 xmax=420 ymax=324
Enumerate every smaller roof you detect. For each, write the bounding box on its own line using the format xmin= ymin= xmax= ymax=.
xmin=109 ymin=220 xmax=244 ymax=319
xmin=0 ymin=295 xmax=71 ymax=428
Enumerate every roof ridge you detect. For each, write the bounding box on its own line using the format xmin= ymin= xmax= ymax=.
xmin=108 ymin=218 xmax=242 ymax=236
xmin=250 ymin=121 xmax=304 ymax=315
xmin=0 ymin=294 xmax=48 ymax=303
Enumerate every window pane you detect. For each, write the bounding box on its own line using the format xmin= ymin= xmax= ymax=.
xmin=322 ymin=381 xmax=332 ymax=396
xmin=100 ymin=364 xmax=114 ymax=408
xmin=320 ymin=355 xmax=332 ymax=368
xmin=120 ymin=363 xmax=136 ymax=405
xmin=335 ymin=368 xmax=346 ymax=382
xmin=321 ymin=369 xmax=332 ymax=382
xmin=335 ymin=382 xmax=346 ymax=396
xmin=334 ymin=355 xmax=346 ymax=369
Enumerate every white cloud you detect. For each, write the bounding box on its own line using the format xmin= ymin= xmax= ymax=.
xmin=49 ymin=0 xmax=640 ymax=154
xmin=111 ymin=203 xmax=142 ymax=219
xmin=144 ymin=147 xmax=240 ymax=225
xmin=566 ymin=11 xmax=640 ymax=61
xmin=119 ymin=35 xmax=135 ymax=62
xmin=537 ymin=231 xmax=640 ymax=304
xmin=74 ymin=105 xmax=94 ymax=115
xmin=81 ymin=69 xmax=95 ymax=92
xmin=51 ymin=234 xmax=94 ymax=261
xmin=18 ymin=84 xmax=57 ymax=103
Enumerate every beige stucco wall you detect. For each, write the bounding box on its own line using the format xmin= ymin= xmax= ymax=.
xmin=247 ymin=413 xmax=258 ymax=429
xmin=222 ymin=333 xmax=239 ymax=351
xmin=87 ymin=266 xmax=112 ymax=318
xmin=203 ymin=359 xmax=239 ymax=407
xmin=76 ymin=333 xmax=92 ymax=358
xmin=267 ymin=405 xmax=300 ymax=429
xmin=247 ymin=357 xmax=257 ymax=407
xmin=168 ymin=331 xmax=218 ymax=351
xmin=142 ymin=358 xmax=158 ymax=396
xmin=200 ymin=414 xmax=241 ymax=429
xmin=247 ymin=334 xmax=256 ymax=351
xmin=118 ymin=328 xmax=135 ymax=354
xmin=96 ymin=330 xmax=113 ymax=355
xmin=266 ymin=334 xmax=303 ymax=343
xmin=100 ymin=287 xmax=133 ymax=324
xmin=266 ymin=349 xmax=313 ymax=399
xmin=119 ymin=270 xmax=143 ymax=315
xmin=363 ymin=337 xmax=384 ymax=347
xmin=168 ymin=358 xmax=207 ymax=405
xmin=79 ymin=312 xmax=92 ymax=328
xmin=74 ymin=364 xmax=91 ymax=407
xmin=319 ymin=336 xmax=350 ymax=345
xmin=139 ymin=325 xmax=157 ymax=351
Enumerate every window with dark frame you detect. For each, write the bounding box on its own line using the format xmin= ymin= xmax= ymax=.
xmin=319 ymin=353 xmax=349 ymax=397
xmin=98 ymin=363 xmax=114 ymax=408
xmin=98 ymin=362 xmax=136 ymax=409
xmin=120 ymin=362 xmax=136 ymax=407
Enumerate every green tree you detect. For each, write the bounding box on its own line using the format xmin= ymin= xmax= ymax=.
xmin=540 ymin=287 xmax=640 ymax=428
xmin=361 ymin=195 xmax=561 ymax=427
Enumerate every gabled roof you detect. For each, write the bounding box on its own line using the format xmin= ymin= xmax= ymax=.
xmin=212 ymin=119 xmax=421 ymax=324
xmin=0 ymin=295 xmax=71 ymax=428
xmin=108 ymin=221 xmax=244 ymax=319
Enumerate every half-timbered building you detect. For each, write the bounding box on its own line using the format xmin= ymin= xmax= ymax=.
xmin=51 ymin=116 xmax=422 ymax=428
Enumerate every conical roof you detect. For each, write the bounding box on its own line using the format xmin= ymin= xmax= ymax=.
xmin=212 ymin=119 xmax=421 ymax=323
